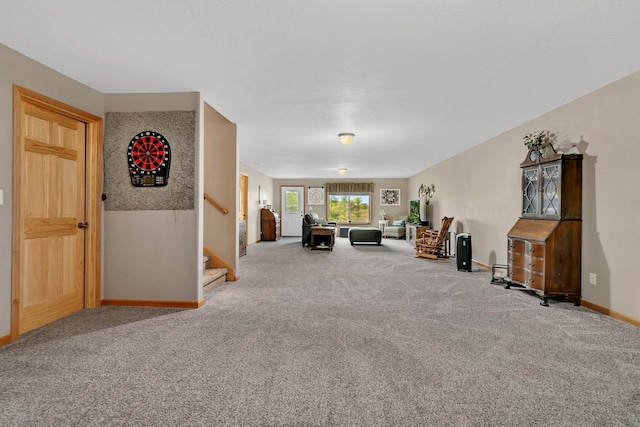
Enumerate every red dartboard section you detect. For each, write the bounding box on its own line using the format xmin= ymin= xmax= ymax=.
xmin=127 ymin=131 xmax=171 ymax=187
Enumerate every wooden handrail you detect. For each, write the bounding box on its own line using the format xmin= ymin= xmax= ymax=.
xmin=204 ymin=193 xmax=229 ymax=215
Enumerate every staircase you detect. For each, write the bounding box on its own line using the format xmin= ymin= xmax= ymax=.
xmin=203 ymin=254 xmax=228 ymax=297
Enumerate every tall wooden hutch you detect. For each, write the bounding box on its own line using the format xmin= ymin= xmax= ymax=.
xmin=506 ymin=144 xmax=582 ymax=306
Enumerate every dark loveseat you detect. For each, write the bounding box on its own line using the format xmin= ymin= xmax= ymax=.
xmin=302 ymin=212 xmax=336 ymax=247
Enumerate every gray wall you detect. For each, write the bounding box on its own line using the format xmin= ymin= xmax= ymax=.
xmin=0 ymin=44 xmax=105 ymax=337
xmin=103 ymin=93 xmax=201 ymax=302
xmin=409 ymin=70 xmax=640 ymax=321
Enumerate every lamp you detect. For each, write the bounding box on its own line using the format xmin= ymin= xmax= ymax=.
xmin=338 ymin=133 xmax=354 ymax=145
xmin=338 ymin=168 xmax=347 ymax=175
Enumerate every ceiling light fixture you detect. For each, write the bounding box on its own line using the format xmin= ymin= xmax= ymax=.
xmin=338 ymin=168 xmax=348 ymax=175
xmin=338 ymin=133 xmax=354 ymax=145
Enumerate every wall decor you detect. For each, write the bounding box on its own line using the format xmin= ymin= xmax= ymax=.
xmin=380 ymin=189 xmax=401 ymax=206
xmin=259 ymin=185 xmax=268 ymax=205
xmin=418 ymin=183 xmax=436 ymax=204
xmin=104 ymin=110 xmax=195 ymax=211
xmin=308 ymin=187 xmax=325 ymax=205
xmin=128 ymin=130 xmax=172 ymax=187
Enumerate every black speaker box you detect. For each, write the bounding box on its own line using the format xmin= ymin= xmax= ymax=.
xmin=457 ymin=234 xmax=472 ymax=272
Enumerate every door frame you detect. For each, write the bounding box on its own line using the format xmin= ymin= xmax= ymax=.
xmin=239 ymin=173 xmax=248 ymax=237
xmin=11 ymin=85 xmax=103 ymax=342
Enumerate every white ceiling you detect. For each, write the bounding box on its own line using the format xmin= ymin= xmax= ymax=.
xmin=2 ymin=1 xmax=640 ymax=179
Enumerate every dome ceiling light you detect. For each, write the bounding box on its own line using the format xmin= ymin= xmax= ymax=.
xmin=338 ymin=133 xmax=354 ymax=145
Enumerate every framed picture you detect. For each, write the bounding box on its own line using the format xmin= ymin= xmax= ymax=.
xmin=380 ymin=189 xmax=401 ymax=206
xmin=258 ymin=185 xmax=267 ymax=204
xmin=308 ymin=187 xmax=325 ymax=205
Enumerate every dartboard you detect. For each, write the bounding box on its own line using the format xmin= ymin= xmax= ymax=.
xmin=127 ymin=131 xmax=171 ymax=187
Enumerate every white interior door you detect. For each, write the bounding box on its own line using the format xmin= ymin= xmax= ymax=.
xmin=280 ymin=186 xmax=304 ymax=236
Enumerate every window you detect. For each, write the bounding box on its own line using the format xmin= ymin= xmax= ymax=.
xmin=328 ymin=193 xmax=370 ymax=223
xmin=285 ymin=190 xmax=299 ymax=213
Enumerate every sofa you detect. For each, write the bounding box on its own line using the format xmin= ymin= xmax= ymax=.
xmin=302 ymin=212 xmax=336 ymax=247
xmin=382 ymin=216 xmax=408 ymax=239
xmin=348 ymin=227 xmax=382 ymax=245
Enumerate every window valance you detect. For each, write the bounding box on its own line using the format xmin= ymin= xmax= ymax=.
xmin=325 ymin=182 xmax=374 ymax=193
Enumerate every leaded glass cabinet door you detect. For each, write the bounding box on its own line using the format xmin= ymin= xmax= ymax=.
xmin=522 ymin=166 xmax=539 ymax=216
xmin=541 ymin=162 xmax=561 ymax=217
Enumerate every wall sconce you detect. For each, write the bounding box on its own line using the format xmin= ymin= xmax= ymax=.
xmin=338 ymin=133 xmax=354 ymax=145
xmin=338 ymin=168 xmax=348 ymax=175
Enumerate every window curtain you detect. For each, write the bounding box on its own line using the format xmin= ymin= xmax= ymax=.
xmin=325 ymin=182 xmax=374 ymax=193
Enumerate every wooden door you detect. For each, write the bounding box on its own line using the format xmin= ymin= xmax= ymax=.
xmin=17 ymin=101 xmax=86 ymax=333
xmin=281 ymin=186 xmax=304 ymax=236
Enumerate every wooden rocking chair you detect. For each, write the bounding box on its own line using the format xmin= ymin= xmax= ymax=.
xmin=415 ymin=216 xmax=454 ymax=260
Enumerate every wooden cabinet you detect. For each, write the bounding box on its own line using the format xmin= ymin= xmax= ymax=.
xmin=507 ymin=219 xmax=581 ymax=301
xmin=507 ymin=148 xmax=582 ymax=305
xmin=310 ymin=226 xmax=335 ymax=251
xmin=260 ymin=208 xmax=280 ymax=241
xmin=521 ymin=154 xmax=582 ymax=220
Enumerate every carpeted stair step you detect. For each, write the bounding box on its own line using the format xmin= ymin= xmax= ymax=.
xmin=203 ymin=267 xmax=228 ymax=293
xmin=203 ymin=254 xmax=212 ymax=271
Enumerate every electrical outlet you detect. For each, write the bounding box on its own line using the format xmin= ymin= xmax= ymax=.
xmin=0 ymin=189 xmax=3 ymax=205
xmin=589 ymin=273 xmax=597 ymax=285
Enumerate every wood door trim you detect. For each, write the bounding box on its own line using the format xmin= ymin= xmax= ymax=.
xmin=240 ymin=173 xmax=249 ymax=238
xmin=11 ymin=85 xmax=103 ymax=343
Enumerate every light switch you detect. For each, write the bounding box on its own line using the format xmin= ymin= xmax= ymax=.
xmin=0 ymin=189 xmax=3 ymax=206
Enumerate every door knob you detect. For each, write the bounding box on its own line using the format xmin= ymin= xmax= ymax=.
xmin=78 ymin=222 xmax=89 ymax=229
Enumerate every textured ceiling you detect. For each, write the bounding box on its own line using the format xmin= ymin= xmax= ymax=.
xmin=2 ymin=0 xmax=640 ymax=178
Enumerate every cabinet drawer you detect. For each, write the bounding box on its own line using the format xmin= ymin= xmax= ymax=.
xmin=509 ymin=266 xmax=525 ymax=284
xmin=508 ymin=239 xmax=525 ymax=255
xmin=528 ymin=272 xmax=545 ymax=291
xmin=526 ymin=258 xmax=544 ymax=274
xmin=509 ymin=253 xmax=525 ymax=269
xmin=527 ymin=242 xmax=545 ymax=256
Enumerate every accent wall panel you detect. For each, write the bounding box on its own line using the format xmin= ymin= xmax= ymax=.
xmin=104 ymin=111 xmax=195 ymax=210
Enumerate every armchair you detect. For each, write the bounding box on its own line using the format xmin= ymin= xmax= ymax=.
xmin=382 ymin=216 xmax=408 ymax=239
xmin=415 ymin=216 xmax=454 ymax=259
xmin=302 ymin=212 xmax=336 ymax=247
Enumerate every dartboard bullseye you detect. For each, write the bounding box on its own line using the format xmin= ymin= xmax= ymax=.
xmin=128 ymin=131 xmax=172 ymax=187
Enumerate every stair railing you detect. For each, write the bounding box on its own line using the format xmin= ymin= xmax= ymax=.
xmin=204 ymin=192 xmax=229 ymax=215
